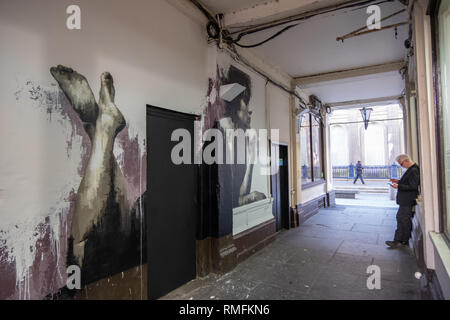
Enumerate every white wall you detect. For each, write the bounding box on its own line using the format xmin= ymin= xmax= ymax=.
xmin=268 ymin=83 xmax=290 ymax=144
xmin=0 ymin=0 xmax=209 ymax=299
xmin=301 ymin=184 xmax=327 ymax=204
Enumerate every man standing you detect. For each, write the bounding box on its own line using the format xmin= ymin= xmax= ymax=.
xmin=353 ymin=160 xmax=365 ymax=184
xmin=385 ymin=154 xmax=420 ymax=248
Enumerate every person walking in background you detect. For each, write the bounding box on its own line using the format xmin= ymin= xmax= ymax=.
xmin=386 ymin=154 xmax=420 ymax=248
xmin=353 ymin=160 xmax=365 ymax=184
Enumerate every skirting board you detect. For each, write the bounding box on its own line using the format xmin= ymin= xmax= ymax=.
xmin=233 ymin=218 xmax=276 ymax=263
xmin=296 ymin=193 xmax=327 ymax=225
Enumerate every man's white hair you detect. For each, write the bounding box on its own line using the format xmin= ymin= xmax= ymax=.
xmin=395 ymin=154 xmax=411 ymax=163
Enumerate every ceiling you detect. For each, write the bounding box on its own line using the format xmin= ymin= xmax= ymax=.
xmin=239 ymin=1 xmax=408 ymax=77
xmin=199 ymin=0 xmax=409 ymax=105
xmin=199 ymin=0 xmax=271 ymax=15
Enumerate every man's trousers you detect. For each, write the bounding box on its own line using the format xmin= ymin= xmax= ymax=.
xmin=394 ymin=205 xmax=414 ymax=243
xmin=353 ymin=173 xmax=365 ymax=184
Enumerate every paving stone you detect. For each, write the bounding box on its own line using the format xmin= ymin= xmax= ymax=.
xmin=337 ymin=240 xmax=401 ymax=260
xmin=376 ymin=231 xmax=396 ymax=245
xmin=308 ymin=273 xmax=370 ymax=300
xmin=288 ymin=224 xmax=379 ymax=245
xmin=363 ymin=278 xmax=422 ymax=300
xmin=326 ymin=253 xmax=374 ymax=276
xmin=344 ymin=207 xmax=385 ymax=215
xmin=371 ymin=258 xmax=421 ymax=283
xmin=351 ymin=223 xmax=396 ymax=233
xmin=304 ymin=221 xmax=355 ymax=231
xmin=250 ymin=241 xmax=297 ymax=264
xmin=287 ymin=249 xmax=336 ymax=266
xmin=245 ymin=283 xmax=308 ymax=300
xmin=260 ymin=262 xmax=325 ymax=294
xmin=348 ymin=216 xmax=385 ymax=225
xmin=381 ymin=218 xmax=397 ymax=226
xmin=235 ymin=259 xmax=284 ymax=284
xmin=305 ymin=214 xmax=351 ymax=224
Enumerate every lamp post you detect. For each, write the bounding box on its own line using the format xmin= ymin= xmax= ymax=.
xmin=360 ymin=107 xmax=373 ymax=130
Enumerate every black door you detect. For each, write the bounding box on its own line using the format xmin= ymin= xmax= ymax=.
xmin=146 ymin=105 xmax=197 ymax=299
xmin=271 ymin=143 xmax=289 ymax=231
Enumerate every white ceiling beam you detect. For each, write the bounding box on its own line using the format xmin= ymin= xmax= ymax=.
xmin=293 ymin=60 xmax=405 ymax=87
xmin=222 ymin=0 xmax=367 ymax=28
xmin=326 ymin=95 xmax=403 ymax=109
xmin=223 ymin=0 xmax=317 ymax=27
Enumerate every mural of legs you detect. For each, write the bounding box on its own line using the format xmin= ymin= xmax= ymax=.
xmin=50 ymin=65 xmax=99 ymax=140
xmin=50 ymin=66 xmax=132 ymax=275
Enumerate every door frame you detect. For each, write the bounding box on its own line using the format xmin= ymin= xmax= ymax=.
xmin=146 ymin=105 xmax=201 ymax=299
xmin=271 ymin=141 xmax=290 ymax=231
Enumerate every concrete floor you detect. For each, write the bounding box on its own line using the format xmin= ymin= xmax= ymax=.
xmin=161 ymin=205 xmax=431 ymax=300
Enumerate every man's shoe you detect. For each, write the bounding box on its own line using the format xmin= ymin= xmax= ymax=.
xmin=385 ymin=240 xmax=402 ymax=248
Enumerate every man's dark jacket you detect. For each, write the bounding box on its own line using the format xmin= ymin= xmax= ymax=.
xmin=356 ymin=162 xmax=363 ymax=174
xmin=396 ymin=163 xmax=420 ymax=206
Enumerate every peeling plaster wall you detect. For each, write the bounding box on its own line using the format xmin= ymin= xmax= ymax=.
xmin=0 ymin=0 xmax=208 ymax=299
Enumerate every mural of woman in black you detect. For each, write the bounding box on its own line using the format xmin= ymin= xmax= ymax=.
xmin=218 ymin=65 xmax=266 ymax=208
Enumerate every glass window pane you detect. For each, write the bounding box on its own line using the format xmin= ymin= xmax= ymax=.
xmin=300 ymin=114 xmax=312 ymax=183
xmin=311 ymin=116 xmax=323 ymax=180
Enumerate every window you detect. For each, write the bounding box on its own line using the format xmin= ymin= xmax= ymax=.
xmin=300 ymin=114 xmax=311 ymax=183
xmin=299 ymin=112 xmax=324 ymax=186
xmin=364 ymin=124 xmax=386 ymax=165
xmin=330 ymin=125 xmax=349 ymax=166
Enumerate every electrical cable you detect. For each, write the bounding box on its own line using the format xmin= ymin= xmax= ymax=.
xmin=233 ymin=23 xmax=299 ymax=48
xmin=230 ymin=0 xmax=394 ymax=48
xmin=189 ymin=0 xmax=217 ymax=23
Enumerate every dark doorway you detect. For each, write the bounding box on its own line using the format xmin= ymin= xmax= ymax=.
xmin=146 ymin=105 xmax=198 ymax=299
xmin=271 ymin=143 xmax=290 ymax=231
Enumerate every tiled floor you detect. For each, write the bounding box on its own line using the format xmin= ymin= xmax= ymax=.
xmin=161 ymin=205 xmax=431 ymax=300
